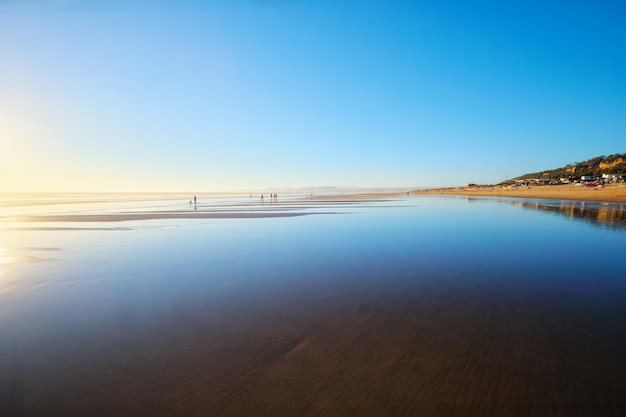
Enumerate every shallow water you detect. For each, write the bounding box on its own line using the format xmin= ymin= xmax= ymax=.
xmin=1 ymin=195 xmax=625 ymax=416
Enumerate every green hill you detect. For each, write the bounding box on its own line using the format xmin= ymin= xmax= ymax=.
xmin=502 ymin=154 xmax=626 ymax=184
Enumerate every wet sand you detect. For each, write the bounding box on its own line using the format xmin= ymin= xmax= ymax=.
xmin=13 ymin=212 xmax=312 ymax=223
xmin=412 ymin=183 xmax=626 ymax=203
xmin=2 ymin=194 xmax=404 ymax=226
xmin=4 ymin=273 xmax=625 ymax=416
xmin=2 ymin=194 xmax=626 ymax=416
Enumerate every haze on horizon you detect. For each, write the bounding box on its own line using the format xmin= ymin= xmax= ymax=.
xmin=1 ymin=0 xmax=624 ymax=193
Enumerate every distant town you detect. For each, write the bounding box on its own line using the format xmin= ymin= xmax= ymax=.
xmin=511 ymin=173 xmax=623 ymax=187
xmin=502 ymin=154 xmax=626 ymax=188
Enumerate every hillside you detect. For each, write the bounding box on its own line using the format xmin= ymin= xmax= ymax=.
xmin=503 ymin=154 xmax=626 ymax=184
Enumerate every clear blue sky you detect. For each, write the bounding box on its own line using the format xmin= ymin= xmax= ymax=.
xmin=1 ymin=0 xmax=624 ymax=192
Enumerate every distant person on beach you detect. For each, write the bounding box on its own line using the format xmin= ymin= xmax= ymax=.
xmin=194 ymin=195 xmax=197 ymax=205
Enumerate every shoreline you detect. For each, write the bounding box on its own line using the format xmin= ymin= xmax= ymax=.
xmin=3 ymin=185 xmax=626 ymax=214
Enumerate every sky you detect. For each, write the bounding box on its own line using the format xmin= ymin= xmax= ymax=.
xmin=1 ymin=0 xmax=624 ymax=192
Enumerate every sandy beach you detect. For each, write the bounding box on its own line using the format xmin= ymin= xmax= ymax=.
xmin=411 ymin=183 xmax=626 ymax=203
xmin=2 ymin=194 xmax=626 ymax=416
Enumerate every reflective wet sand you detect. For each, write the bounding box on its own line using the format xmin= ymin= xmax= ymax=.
xmin=2 ymin=195 xmax=625 ymax=416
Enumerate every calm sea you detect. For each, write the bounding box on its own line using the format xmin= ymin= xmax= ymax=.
xmin=1 ymin=194 xmax=625 ymax=416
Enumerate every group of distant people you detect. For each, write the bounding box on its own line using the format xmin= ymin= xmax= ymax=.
xmin=188 ymin=193 xmax=282 ymax=208
xmin=259 ymin=193 xmax=278 ymax=203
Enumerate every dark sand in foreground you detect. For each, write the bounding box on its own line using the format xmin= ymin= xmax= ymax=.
xmin=4 ymin=267 xmax=625 ymax=416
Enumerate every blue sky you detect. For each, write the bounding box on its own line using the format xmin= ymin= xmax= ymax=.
xmin=1 ymin=0 xmax=624 ymax=192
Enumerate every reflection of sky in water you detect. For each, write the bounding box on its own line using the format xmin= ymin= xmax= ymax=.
xmin=1 ymin=195 xmax=625 ymax=325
